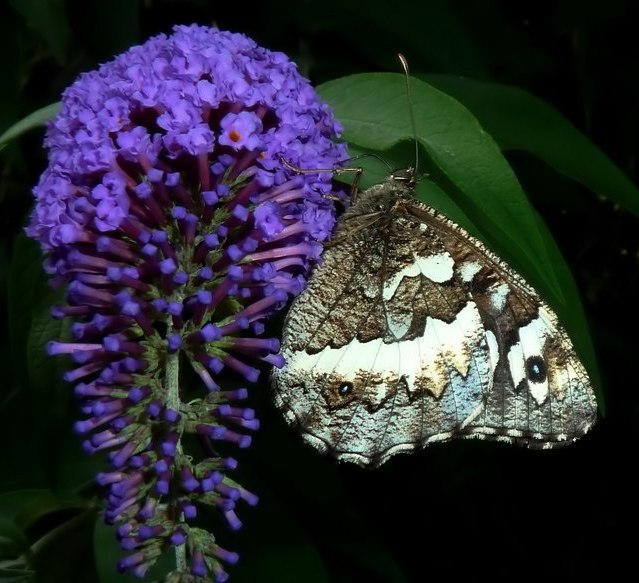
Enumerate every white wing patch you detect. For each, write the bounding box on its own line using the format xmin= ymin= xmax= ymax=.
xmin=488 ymin=282 xmax=510 ymax=312
xmin=418 ymin=253 xmax=455 ymax=283
xmin=486 ymin=329 xmax=499 ymax=373
xmin=507 ymin=309 xmax=553 ymax=405
xmin=459 ymin=261 xmax=482 ymax=282
xmin=285 ymin=301 xmax=483 ymax=399
xmin=383 ymin=252 xmax=454 ymax=301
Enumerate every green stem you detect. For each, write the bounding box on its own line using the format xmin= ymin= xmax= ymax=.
xmin=165 ymin=347 xmax=187 ymax=572
xmin=165 ymin=348 xmax=181 ymax=413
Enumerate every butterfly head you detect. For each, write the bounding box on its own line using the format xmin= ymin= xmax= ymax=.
xmin=341 ymin=166 xmax=417 ymax=220
xmin=368 ymin=165 xmax=417 ymax=204
xmin=386 ymin=167 xmax=417 ymax=198
xmin=389 ymin=167 xmax=416 ymax=186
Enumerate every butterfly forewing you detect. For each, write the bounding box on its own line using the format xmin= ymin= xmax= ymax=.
xmin=271 ymin=174 xmax=597 ymax=467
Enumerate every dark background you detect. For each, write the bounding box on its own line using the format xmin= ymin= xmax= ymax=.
xmin=0 ymin=0 xmax=637 ymax=581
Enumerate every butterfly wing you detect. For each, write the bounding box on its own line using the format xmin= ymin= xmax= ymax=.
xmin=271 ymin=196 xmax=597 ymax=467
xmin=407 ymin=203 xmax=597 ymax=448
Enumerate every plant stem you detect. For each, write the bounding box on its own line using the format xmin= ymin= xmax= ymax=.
xmin=165 ymin=344 xmax=187 ymax=572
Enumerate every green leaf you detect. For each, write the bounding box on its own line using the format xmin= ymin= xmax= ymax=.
xmin=6 ymin=234 xmax=48 ymax=400
xmin=94 ymin=517 xmax=170 ymax=583
xmin=27 ymin=300 xmax=71 ymax=414
xmin=30 ymin=507 xmax=98 ymax=583
xmin=8 ymin=233 xmax=66 ymax=388
xmin=5 ymin=233 xmax=71 ymax=486
xmin=0 ymin=566 xmax=34 ymax=583
xmin=0 ymin=490 xmax=85 ymax=529
xmin=0 ymin=103 xmax=60 ymax=151
xmin=25 ymin=303 xmax=73 ymax=485
xmin=0 ymin=514 xmax=30 ymax=561
xmin=94 ymin=519 xmax=129 ymax=583
xmin=56 ymin=436 xmax=105 ymax=494
xmin=0 ymin=492 xmax=94 ymax=582
xmin=423 ymin=74 xmax=639 ymax=216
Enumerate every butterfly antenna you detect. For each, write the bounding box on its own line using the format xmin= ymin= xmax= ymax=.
xmin=398 ymin=54 xmax=419 ymax=177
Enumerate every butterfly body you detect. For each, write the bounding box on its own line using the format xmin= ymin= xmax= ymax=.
xmin=271 ymin=170 xmax=597 ymax=467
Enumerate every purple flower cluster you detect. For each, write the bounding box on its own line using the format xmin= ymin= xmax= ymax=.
xmin=27 ymin=24 xmax=347 ymax=581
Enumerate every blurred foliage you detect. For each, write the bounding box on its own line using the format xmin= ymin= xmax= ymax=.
xmin=1 ymin=0 xmax=638 ymax=581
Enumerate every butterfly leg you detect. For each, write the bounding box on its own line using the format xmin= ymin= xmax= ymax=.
xmin=278 ymin=155 xmax=364 ymax=202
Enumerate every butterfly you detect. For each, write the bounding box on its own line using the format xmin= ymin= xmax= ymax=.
xmin=270 ymin=60 xmax=597 ymax=468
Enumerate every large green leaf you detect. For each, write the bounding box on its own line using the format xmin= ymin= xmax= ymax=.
xmin=424 ymin=74 xmax=639 ymax=215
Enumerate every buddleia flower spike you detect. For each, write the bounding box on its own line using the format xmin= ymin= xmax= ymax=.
xmin=27 ymin=24 xmax=347 ymax=581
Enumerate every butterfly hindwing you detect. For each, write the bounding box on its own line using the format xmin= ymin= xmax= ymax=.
xmin=408 ymin=202 xmax=596 ymax=444
xmin=271 ymin=174 xmax=597 ymax=467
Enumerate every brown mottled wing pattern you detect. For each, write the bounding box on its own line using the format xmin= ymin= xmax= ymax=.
xmin=271 ymin=178 xmax=597 ymax=467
